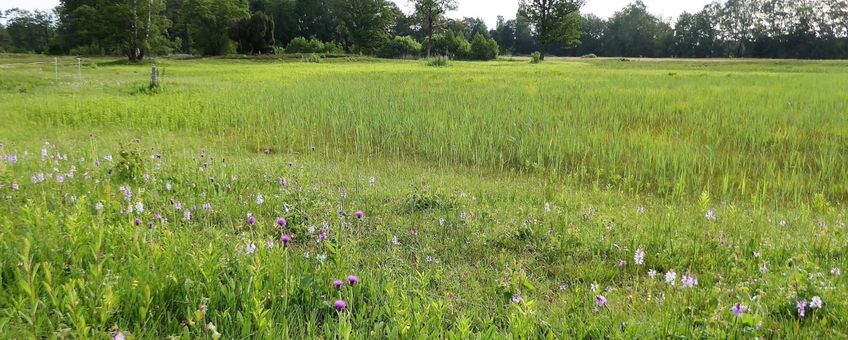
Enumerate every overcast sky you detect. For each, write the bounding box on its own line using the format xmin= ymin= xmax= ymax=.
xmin=4 ymin=0 xmax=715 ymax=27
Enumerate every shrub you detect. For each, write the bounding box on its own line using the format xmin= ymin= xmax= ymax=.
xmin=378 ymin=36 xmax=421 ymax=59
xmin=427 ymin=30 xmax=471 ymax=59
xmin=426 ymin=55 xmax=449 ymax=67
xmin=469 ymin=33 xmax=499 ymax=60
xmin=581 ymin=53 xmax=598 ymax=58
xmin=323 ymin=41 xmax=344 ymax=54
xmin=530 ymin=51 xmax=541 ymax=64
xmin=303 ymin=53 xmax=322 ymax=63
xmin=285 ymin=37 xmax=325 ymax=54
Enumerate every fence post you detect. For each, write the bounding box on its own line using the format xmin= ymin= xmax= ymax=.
xmin=150 ymin=64 xmax=158 ymax=88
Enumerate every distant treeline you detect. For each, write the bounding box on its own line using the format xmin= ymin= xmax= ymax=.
xmin=1 ymin=0 xmax=846 ymax=61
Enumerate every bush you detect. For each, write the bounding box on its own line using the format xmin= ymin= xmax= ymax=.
xmin=427 ymin=30 xmax=470 ymax=59
xmin=581 ymin=53 xmax=598 ymax=58
xmin=426 ymin=55 xmax=450 ymax=67
xmin=378 ymin=36 xmax=421 ymax=59
xmin=530 ymin=51 xmax=541 ymax=64
xmin=323 ymin=41 xmax=344 ymax=54
xmin=469 ymin=33 xmax=499 ymax=60
xmin=285 ymin=37 xmax=325 ymax=54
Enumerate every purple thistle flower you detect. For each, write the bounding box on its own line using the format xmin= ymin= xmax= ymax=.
xmin=347 ymin=275 xmax=359 ymax=286
xmin=634 ymin=247 xmax=645 ymax=265
xmin=797 ymin=299 xmax=808 ymax=317
xmin=810 ymin=296 xmax=822 ymax=309
xmin=333 ymin=279 xmax=344 ymax=289
xmin=333 ymin=299 xmax=346 ymax=311
xmin=280 ymin=234 xmax=291 ymax=247
xmin=173 ymin=201 xmax=182 ymax=210
xmin=618 ymin=260 xmax=627 ymax=268
xmin=511 ymin=294 xmax=522 ymax=304
xmin=731 ymin=303 xmax=748 ymax=317
xmin=595 ymin=295 xmax=607 ymax=308
xmin=247 ymin=214 xmax=256 ymax=226
xmin=355 ymin=210 xmax=364 ymax=219
xmin=147 ymin=221 xmax=155 ymax=228
xmin=277 ymin=217 xmax=287 ymax=227
xmin=113 ymin=331 xmax=125 ymax=340
xmin=681 ymin=274 xmax=698 ymax=288
xmin=318 ymin=232 xmax=328 ymax=242
xmin=133 ymin=217 xmax=141 ymax=226
xmin=705 ymin=208 xmax=716 ymax=221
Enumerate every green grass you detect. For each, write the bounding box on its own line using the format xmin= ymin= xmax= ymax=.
xmin=0 ymin=54 xmax=846 ymax=338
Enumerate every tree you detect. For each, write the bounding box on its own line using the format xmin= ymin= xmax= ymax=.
xmin=229 ymin=11 xmax=274 ymax=54
xmin=57 ymin=0 xmax=170 ymax=61
xmin=183 ymin=0 xmax=249 ymax=55
xmin=4 ymin=9 xmax=56 ymax=54
xmin=411 ymin=0 xmax=458 ymax=57
xmin=387 ymin=2 xmax=417 ymax=38
xmin=469 ymin=32 xmax=499 ymax=60
xmin=492 ymin=16 xmax=516 ymax=54
xmin=602 ymin=1 xmax=672 ymax=57
xmin=518 ymin=0 xmax=583 ymax=60
xmin=335 ymin=0 xmax=395 ymax=54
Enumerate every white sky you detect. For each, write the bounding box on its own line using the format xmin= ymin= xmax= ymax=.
xmin=4 ymin=0 xmax=716 ymax=27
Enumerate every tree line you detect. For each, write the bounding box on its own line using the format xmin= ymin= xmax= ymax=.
xmin=1 ymin=0 xmax=847 ymax=61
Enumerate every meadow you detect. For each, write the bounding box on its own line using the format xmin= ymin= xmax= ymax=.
xmin=0 ymin=54 xmax=846 ymax=338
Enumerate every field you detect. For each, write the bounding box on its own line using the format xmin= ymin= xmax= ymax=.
xmin=0 ymin=54 xmax=846 ymax=338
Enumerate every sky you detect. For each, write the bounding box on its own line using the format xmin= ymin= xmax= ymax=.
xmin=4 ymin=0 xmax=716 ymax=27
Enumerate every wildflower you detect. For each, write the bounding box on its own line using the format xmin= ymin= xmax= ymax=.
xmin=280 ymin=234 xmax=291 ymax=247
xmin=135 ymin=202 xmax=144 ymax=213
xmin=426 ymin=255 xmax=434 ymax=263
xmin=731 ymin=303 xmax=748 ymax=317
xmin=95 ymin=202 xmax=104 ymax=211
xmin=590 ymin=283 xmax=599 ymax=292
xmin=391 ymin=235 xmax=400 ymax=246
xmin=316 ymin=254 xmax=327 ymax=262
xmin=460 ymin=211 xmax=467 ymax=220
xmin=634 ymin=247 xmax=645 ymax=265
xmin=165 ymin=182 xmax=172 ymax=191
xmin=618 ymin=260 xmax=627 ymax=268
xmin=779 ymin=219 xmax=787 ymax=227
xmin=134 ymin=217 xmax=141 ymax=226
xmin=247 ymin=214 xmax=256 ymax=226
xmin=279 ymin=177 xmax=287 ymax=186
xmin=369 ymin=176 xmax=375 ymax=187
xmin=355 ymin=210 xmax=364 ymax=219
xmin=797 ymin=299 xmax=808 ymax=317
xmin=308 ymin=225 xmax=316 ymax=233
xmin=339 ymin=187 xmax=347 ymax=199
xmin=347 ymin=275 xmax=359 ymax=286
xmin=113 ymin=331 xmax=125 ymax=340
xmin=333 ymin=299 xmax=346 ymax=311
xmin=810 ymin=296 xmax=823 ymax=309
xmin=759 ymin=263 xmax=769 ymax=273
xmin=11 ymin=183 xmax=19 ymax=191
xmin=439 ymin=218 xmax=445 ymax=226
xmin=636 ymin=205 xmax=645 ymax=214
xmin=173 ymin=201 xmax=182 ymax=210
xmin=104 ymin=154 xmax=112 ymax=161
xmin=266 ymin=240 xmax=274 ymax=249
xmin=203 ymin=202 xmax=212 ymax=212
xmin=183 ymin=210 xmax=191 ymax=221
xmin=255 ymin=194 xmax=264 ymax=205
xmin=832 ymin=267 xmax=842 ymax=276
xmin=246 ymin=242 xmax=256 ymax=254
xmin=753 ymin=251 xmax=760 ymax=258
xmin=705 ymin=209 xmax=716 ymax=221
xmin=56 ymin=174 xmax=65 ymax=183
xmin=647 ymin=269 xmax=657 ymax=279
xmin=147 ymin=221 xmax=155 ymax=228
xmin=277 ymin=217 xmax=287 ymax=227
xmin=317 ymin=232 xmax=328 ymax=242
xmin=512 ymin=294 xmax=522 ymax=303
xmin=681 ymin=274 xmax=698 ymax=288
xmin=665 ymin=270 xmax=677 ymax=285
xmin=818 ymin=221 xmax=826 ymax=228
xmin=595 ymin=295 xmax=607 ymax=308
xmin=544 ymin=202 xmax=551 ymax=212
xmin=333 ymin=279 xmax=344 ymax=289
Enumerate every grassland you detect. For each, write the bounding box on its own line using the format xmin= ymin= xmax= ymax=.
xmin=0 ymin=54 xmax=846 ymax=338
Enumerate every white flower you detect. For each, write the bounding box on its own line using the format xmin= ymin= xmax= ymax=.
xmin=665 ymin=270 xmax=677 ymax=285
xmin=135 ymin=202 xmax=144 ymax=213
xmin=810 ymin=296 xmax=823 ymax=309
xmin=95 ymin=202 xmax=104 ymax=211
xmin=255 ymin=194 xmax=264 ymax=205
xmin=831 ymin=268 xmax=842 ymax=276
xmin=647 ymin=269 xmax=657 ymax=279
